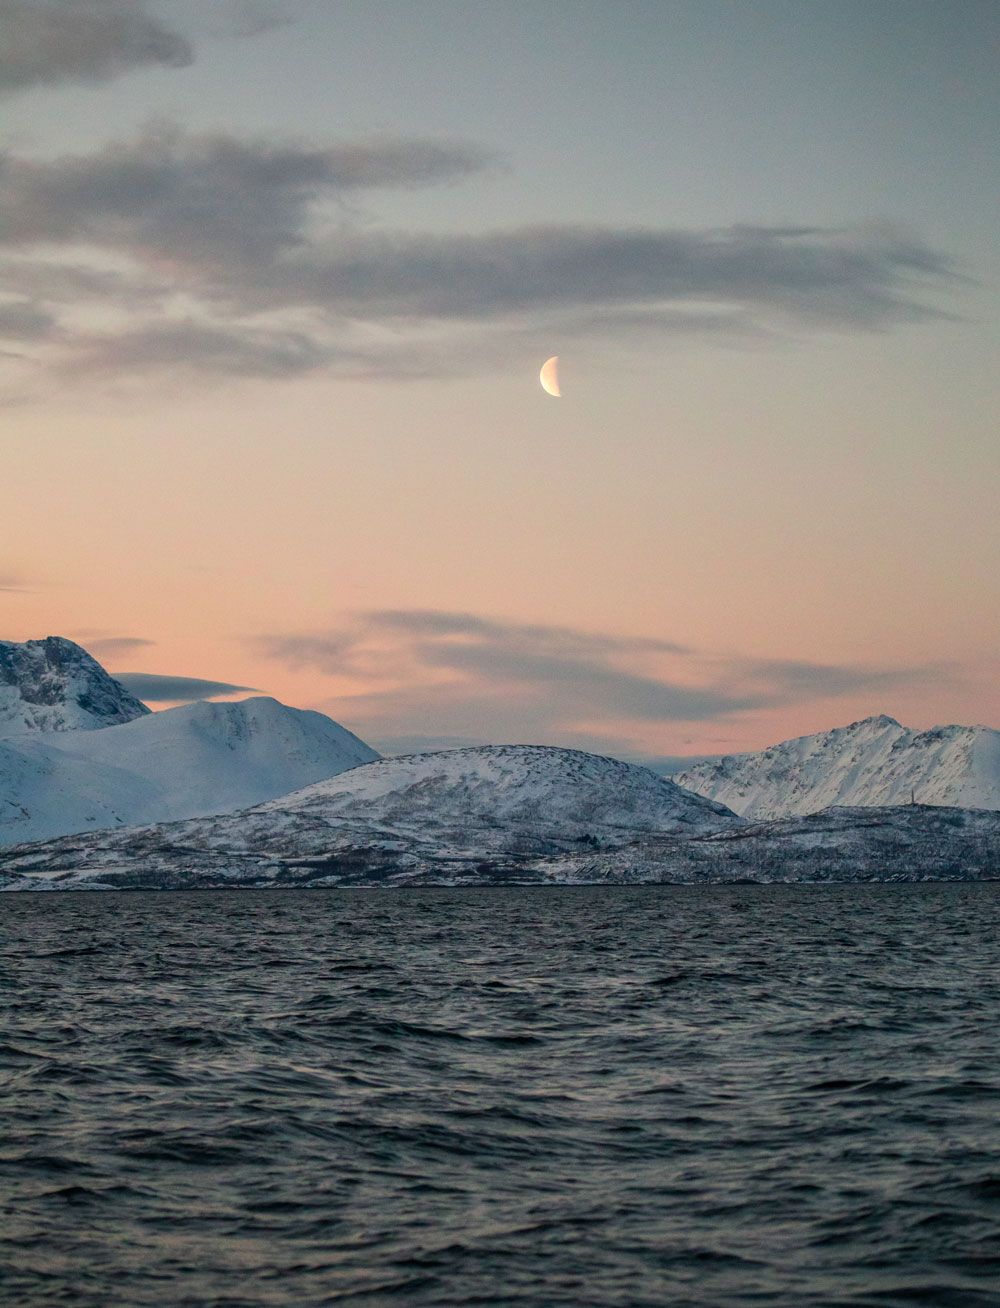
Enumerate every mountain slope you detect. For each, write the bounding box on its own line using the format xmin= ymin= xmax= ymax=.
xmin=0 ymin=636 xmax=149 ymax=735
xmin=0 ymin=696 xmax=380 ymax=846
xmin=0 ymin=737 xmax=157 ymax=847
xmin=528 ymin=804 xmax=1000 ymax=886
xmin=0 ymin=744 xmax=742 ymax=885
xmin=672 ymin=716 xmax=1000 ymax=818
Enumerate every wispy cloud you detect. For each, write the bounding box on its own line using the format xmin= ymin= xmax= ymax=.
xmin=0 ymin=1 xmax=193 ymax=94
xmin=113 ymin=672 xmax=258 ymax=702
xmin=207 ymin=1 xmax=300 ymax=42
xmin=0 ymin=123 xmax=961 ymax=393
xmin=258 ymin=609 xmax=947 ymax=755
xmin=0 ymin=301 xmax=55 ymax=341
xmin=63 ymin=321 xmax=339 ymax=379
xmin=732 ymin=657 xmax=937 ymax=699
xmin=81 ymin=635 xmax=155 ymax=659
xmin=0 ymin=125 xmax=492 ymax=256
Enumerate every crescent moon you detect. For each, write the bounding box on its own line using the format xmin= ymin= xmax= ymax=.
xmin=539 ymin=356 xmax=560 ymax=397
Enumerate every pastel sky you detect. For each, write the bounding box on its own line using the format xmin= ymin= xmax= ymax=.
xmin=2 ymin=0 xmax=998 ymax=768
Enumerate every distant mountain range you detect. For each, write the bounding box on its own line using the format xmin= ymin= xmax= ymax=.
xmin=1 ymin=636 xmax=998 ymax=889
xmin=0 ymin=743 xmax=743 ymax=890
xmin=672 ymin=715 xmax=1000 ymax=818
xmin=4 ymin=780 xmax=998 ymax=893
xmin=0 ymin=638 xmax=378 ymax=845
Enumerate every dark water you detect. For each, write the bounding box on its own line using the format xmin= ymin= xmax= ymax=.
xmin=3 ymin=885 xmax=1000 ymax=1308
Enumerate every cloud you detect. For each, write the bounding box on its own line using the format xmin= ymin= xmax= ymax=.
xmin=363 ymin=733 xmax=495 ymax=756
xmin=81 ymin=635 xmax=155 ymax=659
xmin=0 ymin=124 xmax=961 ymax=391
xmin=0 ymin=300 xmax=55 ymax=340
xmin=112 ymin=672 xmax=258 ymax=702
xmin=359 ymin=731 xmax=724 ymax=775
xmin=64 ymin=321 xmax=340 ymax=379
xmin=0 ymin=572 xmax=31 ymax=592
xmin=734 ymin=657 xmax=946 ymax=699
xmin=0 ymin=1 xmax=193 ymax=94
xmin=257 ymin=609 xmax=945 ymax=754
xmin=273 ymin=223 xmax=957 ymax=326
xmin=0 ymin=125 xmax=494 ymax=258
xmin=206 ymin=1 xmax=299 ymax=41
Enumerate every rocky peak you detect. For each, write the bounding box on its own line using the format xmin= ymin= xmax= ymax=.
xmin=0 ymin=636 xmax=150 ymax=735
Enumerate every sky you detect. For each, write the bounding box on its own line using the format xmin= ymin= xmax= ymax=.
xmin=2 ymin=0 xmax=998 ymax=769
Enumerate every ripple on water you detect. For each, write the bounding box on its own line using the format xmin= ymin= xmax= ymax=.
xmin=2 ymin=882 xmax=999 ymax=1308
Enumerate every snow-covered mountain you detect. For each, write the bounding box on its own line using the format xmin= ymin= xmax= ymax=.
xmin=672 ymin=716 xmax=1000 ymax=819
xmin=0 ymin=636 xmax=149 ymax=735
xmin=250 ymin=744 xmax=739 ymax=842
xmin=0 ymin=694 xmax=379 ymax=846
xmin=49 ymin=697 xmax=379 ymax=823
xmin=0 ymin=744 xmax=742 ymax=887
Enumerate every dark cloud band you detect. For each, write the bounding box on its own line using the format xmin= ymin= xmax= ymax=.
xmin=0 ymin=123 xmax=960 ymax=390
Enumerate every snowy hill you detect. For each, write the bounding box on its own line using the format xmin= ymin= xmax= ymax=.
xmin=0 ymin=744 xmax=741 ymax=887
xmin=0 ymin=695 xmax=380 ymax=846
xmin=672 ymin=716 xmax=1000 ymax=819
xmin=0 ymin=636 xmax=149 ymax=735
xmin=250 ymin=744 xmax=739 ymax=842
xmin=244 ymin=737 xmax=742 ymax=847
xmin=54 ymin=697 xmax=380 ymax=822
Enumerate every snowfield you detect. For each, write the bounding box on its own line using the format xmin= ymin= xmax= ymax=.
xmin=0 ymin=697 xmax=379 ymax=845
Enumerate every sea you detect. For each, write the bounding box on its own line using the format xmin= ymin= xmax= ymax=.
xmin=2 ymin=883 xmax=999 ymax=1308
